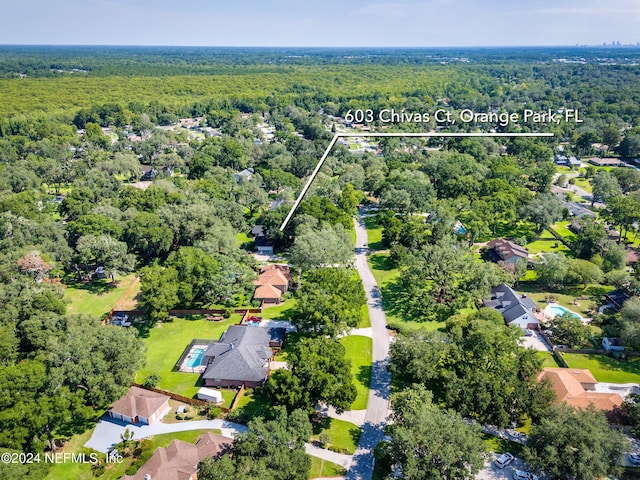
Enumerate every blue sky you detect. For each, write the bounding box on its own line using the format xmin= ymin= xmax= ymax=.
xmin=2 ymin=0 xmax=638 ymax=46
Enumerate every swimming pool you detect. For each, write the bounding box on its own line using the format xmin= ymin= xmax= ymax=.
xmin=548 ymin=305 xmax=582 ymax=320
xmin=185 ymin=347 xmax=206 ymax=368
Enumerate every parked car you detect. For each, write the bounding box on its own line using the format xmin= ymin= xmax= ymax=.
xmin=629 ymin=453 xmax=640 ymax=465
xmin=111 ymin=313 xmax=131 ymax=327
xmin=513 ymin=470 xmax=539 ymax=480
xmin=495 ymin=452 xmax=514 ymax=468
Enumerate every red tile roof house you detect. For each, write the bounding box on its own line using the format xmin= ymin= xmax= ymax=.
xmin=538 ymin=368 xmax=623 ymax=411
xmin=120 ymin=431 xmax=232 ymax=480
xmin=108 ymin=386 xmax=170 ymax=425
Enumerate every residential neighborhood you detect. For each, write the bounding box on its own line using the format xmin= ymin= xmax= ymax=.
xmin=4 ymin=43 xmax=640 ymax=480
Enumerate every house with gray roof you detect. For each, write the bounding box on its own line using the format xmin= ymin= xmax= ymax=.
xmin=201 ymin=325 xmax=282 ymax=388
xmin=483 ymin=283 xmax=541 ymax=330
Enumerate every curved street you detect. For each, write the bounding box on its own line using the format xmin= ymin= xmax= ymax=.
xmin=348 ymin=210 xmax=392 ymax=480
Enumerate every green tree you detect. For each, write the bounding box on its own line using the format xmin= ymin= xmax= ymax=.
xmin=573 ymin=217 xmax=607 ymax=259
xmin=75 ymin=234 xmax=135 ymax=281
xmin=264 ymin=337 xmax=356 ymax=414
xmin=551 ymin=312 xmax=591 ymax=347
xmin=139 ymin=265 xmax=179 ymax=322
xmin=520 ymin=192 xmax=564 ymax=231
xmin=165 ymin=247 xmax=221 ymax=307
xmin=124 ymin=211 xmax=174 ymax=264
xmin=232 ymin=407 xmax=311 ymax=480
xmin=603 ymin=195 xmax=640 ymax=241
xmin=289 ymin=224 xmax=353 ymax=273
xmin=591 ymin=171 xmax=622 ymax=206
xmin=525 ymin=404 xmax=628 ymax=480
xmin=391 ymin=309 xmax=553 ymax=428
xmin=377 ymin=385 xmax=485 ymax=480
xmin=293 ymin=267 xmax=366 ymax=337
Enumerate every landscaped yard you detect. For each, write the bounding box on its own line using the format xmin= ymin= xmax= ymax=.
xmin=309 ymin=456 xmax=346 ymax=478
xmin=562 ymin=353 xmax=640 ymax=384
xmin=65 ymin=274 xmax=139 ymax=318
xmin=312 ymin=418 xmax=361 ymax=455
xmin=517 ymin=283 xmax=604 ymax=318
xmin=551 ymin=221 xmax=578 ymax=243
xmin=260 ymin=298 xmax=296 ymax=320
xmin=46 ymin=427 xmax=223 ymax=480
xmin=134 ymin=315 xmax=242 ymax=398
xmin=340 ymin=335 xmax=372 ymax=410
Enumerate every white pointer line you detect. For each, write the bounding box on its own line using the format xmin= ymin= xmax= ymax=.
xmin=278 ymin=131 xmax=554 ymax=231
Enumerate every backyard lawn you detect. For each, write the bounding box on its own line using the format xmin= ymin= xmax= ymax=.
xmin=562 ymin=353 xmax=640 ymax=384
xmin=134 ymin=315 xmax=242 ymax=397
xmin=551 ymin=221 xmax=578 ymax=242
xmin=65 ymin=274 xmax=139 ymax=318
xmin=536 ymin=351 xmax=561 ymax=368
xmin=260 ymin=298 xmax=296 ymax=320
xmin=340 ymin=335 xmax=372 ymax=410
xmin=517 ymin=283 xmax=605 ymax=318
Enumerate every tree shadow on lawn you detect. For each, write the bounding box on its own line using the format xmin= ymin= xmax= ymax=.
xmin=357 ymin=364 xmax=373 ymax=390
xmin=64 ymin=278 xmax=118 ymax=295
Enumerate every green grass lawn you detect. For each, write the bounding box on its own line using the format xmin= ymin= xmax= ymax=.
xmin=359 ymin=303 xmax=371 ymax=328
xmin=45 ymin=427 xmax=96 ymax=480
xmin=562 ymin=353 xmax=640 ymax=384
xmin=234 ymin=388 xmax=272 ymax=420
xmin=340 ymin=335 xmax=372 ymax=410
xmin=364 ymin=216 xmax=384 ymax=250
xmin=517 ymin=283 xmax=606 ymax=318
xmin=135 ymin=315 xmax=242 ymax=397
xmin=524 ymin=238 xmax=569 ymax=255
xmin=65 ymin=274 xmax=139 ymax=318
xmin=572 ymin=177 xmax=593 ymax=193
xmin=536 ymin=351 xmax=561 ymax=368
xmin=236 ymin=232 xmax=253 ymax=249
xmin=309 ymin=456 xmax=346 ymax=478
xmin=260 ymin=298 xmax=296 ymax=320
xmin=367 ymin=252 xmax=442 ymax=333
xmin=312 ymin=418 xmax=361 ymax=455
xmin=552 ymin=221 xmax=578 ymax=242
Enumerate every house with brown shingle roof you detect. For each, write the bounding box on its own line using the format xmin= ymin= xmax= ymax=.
xmin=253 ymin=283 xmax=283 ymax=305
xmin=538 ymin=368 xmax=623 ymax=411
xmin=487 ymin=238 xmax=529 ymax=266
xmin=254 ymin=269 xmax=290 ymax=294
xmin=120 ymin=431 xmax=232 ymax=480
xmin=108 ymin=386 xmax=170 ymax=425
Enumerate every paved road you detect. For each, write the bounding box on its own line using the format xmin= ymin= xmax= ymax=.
xmin=348 ymin=211 xmax=392 ymax=480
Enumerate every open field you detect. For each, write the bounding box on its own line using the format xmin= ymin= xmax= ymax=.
xmin=65 ymin=274 xmax=139 ymax=318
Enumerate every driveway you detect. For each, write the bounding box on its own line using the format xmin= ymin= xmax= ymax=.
xmin=476 ymin=454 xmax=530 ymax=480
xmin=85 ymin=416 xmax=247 ymax=453
xmin=519 ymin=330 xmax=551 ymax=351
xmin=348 ymin=211 xmax=392 ymax=480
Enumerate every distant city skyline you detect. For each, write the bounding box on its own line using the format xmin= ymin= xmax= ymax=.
xmin=2 ymin=0 xmax=638 ymax=47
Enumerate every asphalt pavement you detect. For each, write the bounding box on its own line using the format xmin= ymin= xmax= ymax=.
xmin=347 ymin=212 xmax=392 ymax=480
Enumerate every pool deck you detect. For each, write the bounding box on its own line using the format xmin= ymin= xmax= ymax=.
xmin=179 ymin=344 xmax=209 ymax=373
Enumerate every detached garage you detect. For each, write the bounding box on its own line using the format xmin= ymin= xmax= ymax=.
xmin=197 ymin=387 xmax=223 ymax=404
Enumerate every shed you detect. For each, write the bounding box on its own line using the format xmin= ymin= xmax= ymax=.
xmin=197 ymin=387 xmax=223 ymax=404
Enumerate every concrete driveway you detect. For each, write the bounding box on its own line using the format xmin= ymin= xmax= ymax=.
xmin=476 ymin=454 xmax=531 ymax=480
xmin=520 ymin=330 xmax=551 ymax=352
xmin=85 ymin=416 xmax=247 ymax=453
